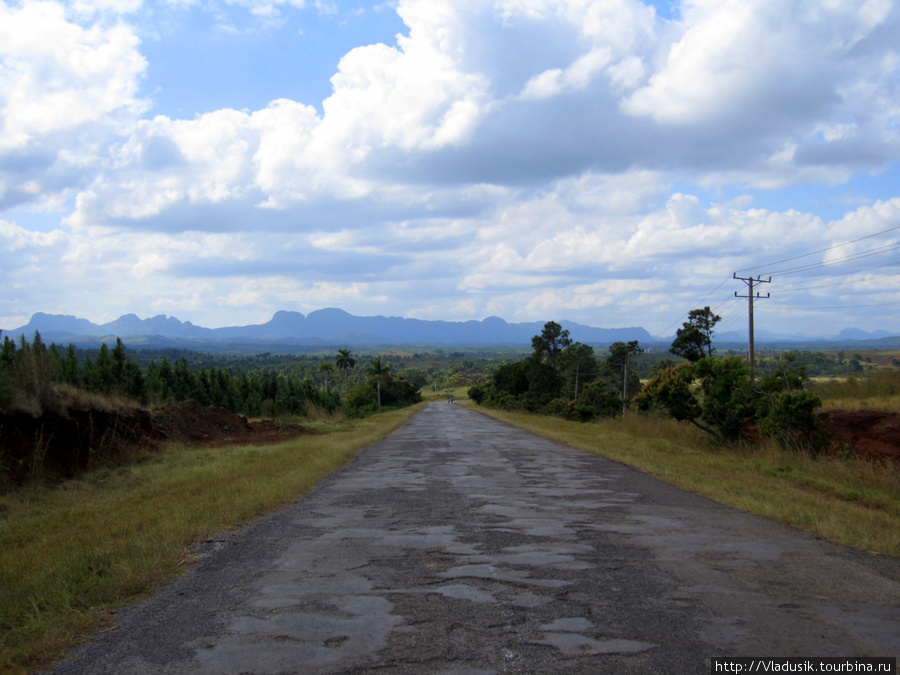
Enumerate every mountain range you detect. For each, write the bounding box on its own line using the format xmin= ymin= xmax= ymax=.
xmin=2 ymin=309 xmax=654 ymax=348
xmin=3 ymin=310 xmax=897 ymax=350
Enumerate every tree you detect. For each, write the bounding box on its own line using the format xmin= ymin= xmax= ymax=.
xmin=634 ymin=362 xmax=701 ymax=426
xmin=0 ymin=332 xmax=12 ymax=411
xmin=635 ymin=356 xmax=761 ymax=444
xmin=694 ymin=356 xmax=756 ymax=441
xmin=15 ymin=331 xmax=57 ymax=408
xmin=670 ymin=307 xmax=721 ymax=363
xmin=529 ymin=321 xmax=572 ymax=400
xmin=576 ymin=379 xmax=622 ymax=419
xmin=400 ymin=368 xmax=429 ymax=390
xmin=334 ymin=349 xmax=356 ymax=394
xmin=523 ymin=355 xmax=560 ymax=410
xmin=531 ymin=321 xmax=572 ymax=373
xmin=754 ymin=354 xmax=825 ymax=450
xmin=559 ymin=343 xmax=598 ymax=399
xmin=634 ymin=360 xmax=741 ymax=442
xmin=318 ymin=362 xmax=335 ymax=393
xmin=492 ymin=361 xmax=530 ymax=397
xmin=365 ymin=356 xmax=391 ymax=407
xmin=58 ymin=344 xmax=80 ymax=387
xmin=604 ymin=340 xmax=644 ymax=403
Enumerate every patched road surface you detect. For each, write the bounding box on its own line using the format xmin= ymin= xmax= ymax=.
xmin=53 ymin=403 xmax=900 ymax=674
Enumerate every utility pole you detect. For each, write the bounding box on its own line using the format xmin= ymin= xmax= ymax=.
xmin=574 ymin=361 xmax=580 ymax=400
xmin=734 ymin=273 xmax=771 ymax=382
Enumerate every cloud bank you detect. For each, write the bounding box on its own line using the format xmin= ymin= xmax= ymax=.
xmin=1 ymin=0 xmax=899 ymax=336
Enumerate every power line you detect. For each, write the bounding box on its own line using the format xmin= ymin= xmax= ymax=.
xmin=652 ymin=276 xmax=732 ymax=340
xmin=768 ymin=300 xmax=900 ymax=310
xmin=653 ymin=225 xmax=898 ymax=342
xmin=774 ymin=270 xmax=899 ymax=295
xmin=771 ymin=261 xmax=899 ymax=291
xmin=734 ymin=224 xmax=900 ymax=274
xmin=711 ymin=297 xmax=742 ymax=316
xmin=764 ymin=242 xmax=900 ymax=276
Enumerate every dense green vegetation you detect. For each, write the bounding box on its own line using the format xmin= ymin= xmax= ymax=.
xmin=467 ymin=321 xmax=644 ymax=421
xmin=0 ymin=332 xmax=517 ymax=415
xmin=0 ymin=332 xmax=446 ymax=419
xmin=468 ymin=316 xmax=898 ymax=455
xmin=635 ymin=354 xmax=824 ymax=449
xmin=0 ymin=331 xmax=431 ymax=489
xmin=0 ymin=332 xmax=341 ymax=418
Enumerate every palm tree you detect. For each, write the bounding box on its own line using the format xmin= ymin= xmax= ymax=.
xmin=366 ymin=356 xmax=391 ymax=407
xmin=318 ymin=362 xmax=334 ymax=393
xmin=334 ymin=349 xmax=356 ymax=394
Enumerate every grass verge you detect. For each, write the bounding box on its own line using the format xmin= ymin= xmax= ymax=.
xmin=465 ymin=403 xmax=900 ymax=558
xmin=421 ymin=386 xmax=471 ymax=403
xmin=0 ymin=403 xmax=423 ymax=674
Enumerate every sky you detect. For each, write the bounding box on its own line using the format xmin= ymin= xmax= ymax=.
xmin=1 ymin=0 xmax=899 ymax=339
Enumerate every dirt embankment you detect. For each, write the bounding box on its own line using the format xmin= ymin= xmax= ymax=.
xmin=818 ymin=410 xmax=900 ymax=461
xmin=0 ymin=400 xmax=313 ymax=487
xmin=152 ymin=400 xmax=314 ymax=447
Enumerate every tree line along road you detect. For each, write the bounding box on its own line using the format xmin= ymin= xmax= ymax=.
xmin=51 ymin=402 xmax=900 ymax=674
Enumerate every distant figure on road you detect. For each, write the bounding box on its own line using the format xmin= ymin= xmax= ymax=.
xmin=447 ymin=395 xmax=454 ymax=404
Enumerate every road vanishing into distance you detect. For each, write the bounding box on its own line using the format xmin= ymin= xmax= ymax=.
xmin=53 ymin=403 xmax=899 ymax=674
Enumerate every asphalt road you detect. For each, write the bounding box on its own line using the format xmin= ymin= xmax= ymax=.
xmin=53 ymin=402 xmax=899 ymax=674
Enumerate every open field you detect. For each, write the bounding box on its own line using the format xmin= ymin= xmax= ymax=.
xmin=811 ymin=369 xmax=900 ymax=413
xmin=0 ymin=404 xmax=423 ymax=674
xmin=464 ymin=403 xmax=900 ymax=559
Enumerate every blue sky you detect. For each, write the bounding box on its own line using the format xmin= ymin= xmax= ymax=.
xmin=1 ymin=0 xmax=899 ymax=338
xmin=140 ymin=2 xmax=408 ymax=118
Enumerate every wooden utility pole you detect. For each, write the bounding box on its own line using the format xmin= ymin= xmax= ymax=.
xmin=574 ymin=361 xmax=580 ymax=400
xmin=734 ymin=273 xmax=771 ymax=382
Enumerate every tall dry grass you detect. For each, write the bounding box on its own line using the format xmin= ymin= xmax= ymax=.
xmin=812 ymin=370 xmax=900 ymax=412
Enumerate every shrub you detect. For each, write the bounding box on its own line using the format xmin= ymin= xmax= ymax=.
xmin=344 ymin=372 xmax=421 ymax=417
xmin=0 ymin=364 xmax=13 ymax=412
xmin=572 ymin=402 xmax=596 ymax=423
xmin=576 ymin=379 xmax=622 ymax=418
xmin=467 ymin=383 xmax=488 ymax=404
xmin=495 ymin=392 xmax=521 ymax=410
xmin=492 ymin=361 xmax=530 ymax=397
xmin=636 ymin=355 xmax=827 ymax=449
xmin=756 ymin=390 xmax=826 ymax=451
xmin=633 ymin=363 xmax=699 ymax=422
xmin=694 ymin=357 xmax=756 ymax=442
xmin=542 ymin=398 xmax=573 ymax=419
xmin=345 ymin=383 xmax=377 ymax=410
xmin=377 ymin=372 xmax=422 ymax=408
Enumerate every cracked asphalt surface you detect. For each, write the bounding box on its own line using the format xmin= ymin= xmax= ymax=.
xmin=52 ymin=402 xmax=900 ymax=674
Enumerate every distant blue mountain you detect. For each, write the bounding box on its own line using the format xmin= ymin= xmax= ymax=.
xmin=3 ymin=309 xmax=655 ymax=347
xmin=7 ymin=310 xmax=896 ymax=349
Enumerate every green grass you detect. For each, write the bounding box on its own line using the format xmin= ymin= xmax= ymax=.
xmin=464 ymin=403 xmax=900 ymax=558
xmin=421 ymin=385 xmax=471 ymax=402
xmin=0 ymin=403 xmax=423 ymax=674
